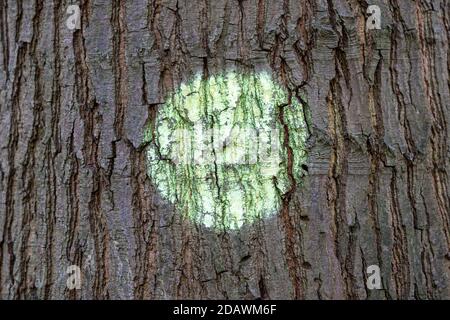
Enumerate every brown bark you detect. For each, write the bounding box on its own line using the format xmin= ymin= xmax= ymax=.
xmin=0 ymin=0 xmax=449 ymax=299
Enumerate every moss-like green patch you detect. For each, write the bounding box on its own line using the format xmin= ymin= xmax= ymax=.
xmin=144 ymin=71 xmax=308 ymax=231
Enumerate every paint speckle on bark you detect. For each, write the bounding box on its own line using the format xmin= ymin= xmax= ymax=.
xmin=145 ymin=71 xmax=308 ymax=230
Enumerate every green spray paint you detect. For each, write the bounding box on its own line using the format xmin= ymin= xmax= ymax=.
xmin=144 ymin=71 xmax=308 ymax=231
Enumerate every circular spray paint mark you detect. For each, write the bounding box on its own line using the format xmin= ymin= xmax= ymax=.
xmin=145 ymin=71 xmax=308 ymax=231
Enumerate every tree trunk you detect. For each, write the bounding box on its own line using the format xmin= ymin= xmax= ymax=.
xmin=0 ymin=0 xmax=449 ymax=300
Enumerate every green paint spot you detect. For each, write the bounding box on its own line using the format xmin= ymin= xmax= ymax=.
xmin=144 ymin=71 xmax=308 ymax=231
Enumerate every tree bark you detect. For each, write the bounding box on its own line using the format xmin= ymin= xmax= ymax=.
xmin=0 ymin=0 xmax=449 ymax=299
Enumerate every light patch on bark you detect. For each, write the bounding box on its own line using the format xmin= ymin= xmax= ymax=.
xmin=145 ymin=71 xmax=308 ymax=230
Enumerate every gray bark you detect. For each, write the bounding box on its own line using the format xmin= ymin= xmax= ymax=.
xmin=0 ymin=0 xmax=449 ymax=299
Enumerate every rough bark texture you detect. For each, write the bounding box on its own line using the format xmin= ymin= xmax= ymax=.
xmin=0 ymin=0 xmax=449 ymax=300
